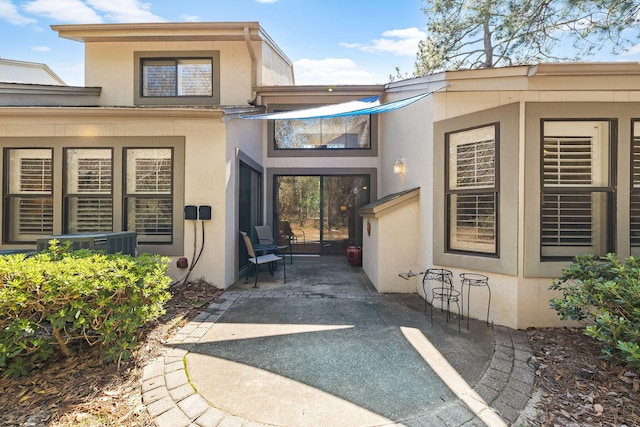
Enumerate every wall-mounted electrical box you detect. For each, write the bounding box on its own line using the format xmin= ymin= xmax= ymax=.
xmin=199 ymin=205 xmax=212 ymax=220
xmin=184 ymin=205 xmax=198 ymax=220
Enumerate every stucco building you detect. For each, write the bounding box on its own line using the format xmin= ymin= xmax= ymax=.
xmin=1 ymin=22 xmax=639 ymax=329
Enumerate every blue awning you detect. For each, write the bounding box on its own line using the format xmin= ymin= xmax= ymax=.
xmin=240 ymin=91 xmax=433 ymax=120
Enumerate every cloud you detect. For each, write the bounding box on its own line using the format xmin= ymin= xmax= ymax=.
xmin=342 ymin=27 xmax=426 ymax=57
xmin=31 ymin=45 xmax=52 ymax=51
xmin=182 ymin=14 xmax=200 ymax=22
xmin=256 ymin=0 xmax=278 ymax=3
xmin=86 ymin=0 xmax=165 ymax=23
xmin=22 ymin=0 xmax=165 ymax=24
xmin=0 ymin=0 xmax=37 ymax=25
xmin=293 ymin=58 xmax=378 ymax=85
xmin=23 ymin=0 xmax=102 ymax=23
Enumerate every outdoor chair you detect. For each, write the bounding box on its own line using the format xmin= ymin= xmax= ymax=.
xmin=255 ymin=225 xmax=293 ymax=264
xmin=240 ymin=231 xmax=286 ymax=288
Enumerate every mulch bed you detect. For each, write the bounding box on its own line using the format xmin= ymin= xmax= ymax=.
xmin=0 ymin=279 xmax=223 ymax=427
xmin=528 ymin=327 xmax=640 ymax=426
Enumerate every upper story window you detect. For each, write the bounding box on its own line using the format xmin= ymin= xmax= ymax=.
xmin=142 ymin=58 xmax=212 ymax=97
xmin=274 ymin=115 xmax=371 ymax=150
xmin=540 ymin=120 xmax=615 ymax=259
xmin=445 ymin=124 xmax=498 ymax=255
xmin=134 ymin=51 xmax=220 ymax=106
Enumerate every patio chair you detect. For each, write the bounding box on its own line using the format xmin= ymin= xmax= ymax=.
xmin=255 ymin=225 xmax=293 ymax=264
xmin=240 ymin=231 xmax=286 ymax=288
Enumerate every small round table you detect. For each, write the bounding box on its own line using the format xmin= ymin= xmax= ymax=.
xmin=460 ymin=273 xmax=491 ymax=329
xmin=422 ymin=268 xmax=460 ymax=331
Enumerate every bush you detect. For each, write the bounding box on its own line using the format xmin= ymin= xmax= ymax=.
xmin=550 ymin=253 xmax=640 ymax=370
xmin=0 ymin=240 xmax=172 ymax=378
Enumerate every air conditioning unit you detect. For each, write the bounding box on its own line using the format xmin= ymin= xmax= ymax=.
xmin=37 ymin=232 xmax=137 ymax=256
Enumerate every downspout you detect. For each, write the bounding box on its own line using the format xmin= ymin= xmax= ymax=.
xmin=244 ymin=26 xmax=257 ymax=105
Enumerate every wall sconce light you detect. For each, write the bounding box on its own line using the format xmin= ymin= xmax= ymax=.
xmin=393 ymin=158 xmax=405 ymax=175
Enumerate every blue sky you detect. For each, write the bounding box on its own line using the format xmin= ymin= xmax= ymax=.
xmin=0 ymin=0 xmax=637 ymax=87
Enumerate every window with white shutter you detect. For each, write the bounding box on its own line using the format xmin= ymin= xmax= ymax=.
xmin=64 ymin=149 xmax=113 ymax=234
xmin=541 ymin=121 xmax=613 ymax=259
xmin=4 ymin=149 xmax=53 ymax=242
xmin=124 ymin=148 xmax=173 ymax=243
xmin=630 ymin=120 xmax=640 ymax=253
xmin=446 ymin=124 xmax=498 ymax=255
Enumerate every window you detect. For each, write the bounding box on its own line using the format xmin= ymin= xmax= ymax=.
xmin=134 ymin=51 xmax=220 ymax=106
xmin=142 ymin=58 xmax=212 ymax=97
xmin=4 ymin=149 xmax=53 ymax=242
xmin=64 ymin=149 xmax=113 ymax=234
xmin=124 ymin=148 xmax=173 ymax=244
xmin=446 ymin=124 xmax=498 ymax=255
xmin=541 ymin=120 xmax=614 ymax=259
xmin=274 ymin=115 xmax=371 ymax=149
xmin=630 ymin=120 xmax=640 ymax=253
xmin=3 ymin=139 xmax=182 ymax=254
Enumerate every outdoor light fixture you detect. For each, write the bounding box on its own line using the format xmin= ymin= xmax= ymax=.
xmin=393 ymin=158 xmax=405 ymax=175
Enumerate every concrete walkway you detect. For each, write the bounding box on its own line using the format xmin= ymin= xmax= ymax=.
xmin=142 ymin=256 xmax=536 ymax=426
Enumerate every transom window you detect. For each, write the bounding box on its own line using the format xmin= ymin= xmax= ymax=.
xmin=541 ymin=120 xmax=614 ymax=259
xmin=274 ymin=115 xmax=371 ymax=149
xmin=446 ymin=124 xmax=498 ymax=255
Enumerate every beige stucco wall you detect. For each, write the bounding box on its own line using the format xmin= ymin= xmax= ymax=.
xmin=382 ymin=67 xmax=640 ymax=328
xmin=378 ymin=89 xmax=437 ymax=275
xmin=259 ymin=42 xmax=295 ymax=86
xmin=85 ymin=41 xmax=254 ymax=106
xmin=361 ymin=195 xmax=419 ymax=293
xmin=0 ymin=108 xmax=243 ymax=289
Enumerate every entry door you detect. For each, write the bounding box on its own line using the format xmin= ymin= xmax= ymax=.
xmin=275 ymin=175 xmax=370 ymax=254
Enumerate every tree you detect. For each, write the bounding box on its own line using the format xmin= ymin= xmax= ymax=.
xmin=414 ymin=0 xmax=640 ymax=75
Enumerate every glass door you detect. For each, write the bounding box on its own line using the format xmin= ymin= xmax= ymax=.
xmin=275 ymin=175 xmax=370 ymax=255
xmin=238 ymin=162 xmax=262 ymax=268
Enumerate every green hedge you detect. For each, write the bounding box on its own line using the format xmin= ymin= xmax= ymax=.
xmin=0 ymin=240 xmax=172 ymax=378
xmin=550 ymin=253 xmax=640 ymax=370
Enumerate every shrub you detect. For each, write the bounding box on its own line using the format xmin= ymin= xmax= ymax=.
xmin=549 ymin=253 xmax=640 ymax=370
xmin=0 ymin=240 xmax=172 ymax=378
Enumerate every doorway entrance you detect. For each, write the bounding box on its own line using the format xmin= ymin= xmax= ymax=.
xmin=274 ymin=175 xmax=370 ymax=255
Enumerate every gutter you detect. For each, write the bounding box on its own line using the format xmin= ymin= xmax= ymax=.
xmin=244 ymin=26 xmax=257 ymax=105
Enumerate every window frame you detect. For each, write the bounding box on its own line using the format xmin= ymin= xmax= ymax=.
xmin=444 ymin=123 xmax=500 ymax=257
xmin=1 ymin=137 xmax=184 ymax=256
xmin=539 ymin=119 xmax=617 ymax=261
xmin=3 ymin=148 xmax=54 ymax=243
xmin=630 ymin=119 xmax=640 ymax=254
xmin=266 ymin=104 xmax=379 ymax=158
xmin=63 ymin=147 xmax=114 ymax=234
xmin=273 ymin=115 xmax=372 ymax=151
xmin=123 ymin=147 xmax=174 ymax=245
xmin=134 ymin=51 xmax=221 ymax=106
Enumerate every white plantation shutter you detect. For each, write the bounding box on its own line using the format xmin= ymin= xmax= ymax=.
xmin=446 ymin=125 xmax=497 ymax=254
xmin=631 ymin=122 xmax=640 ymax=250
xmin=5 ymin=149 xmax=54 ymax=241
xmin=125 ymin=149 xmax=173 ymax=243
xmin=65 ymin=149 xmax=113 ymax=234
xmin=541 ymin=121 xmax=610 ymax=258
